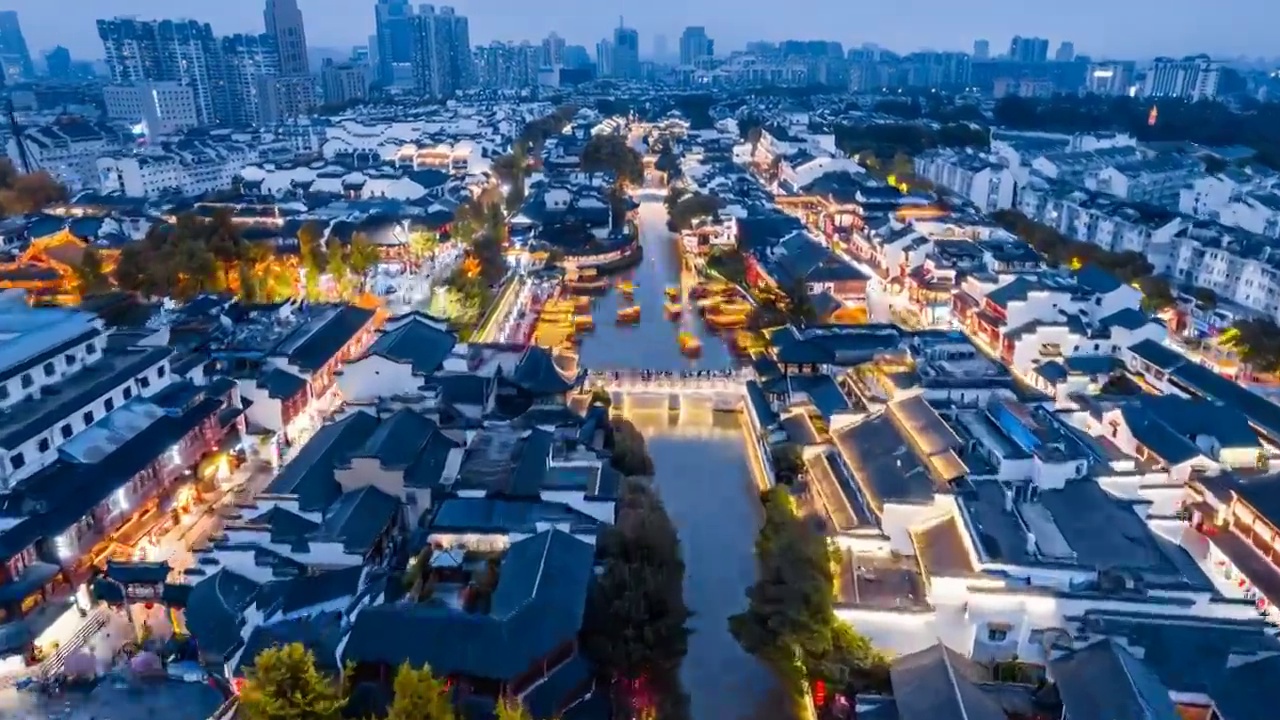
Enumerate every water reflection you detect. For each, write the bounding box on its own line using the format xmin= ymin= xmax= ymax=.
xmin=576 ymin=196 xmax=736 ymax=373
xmin=625 ymin=408 xmax=778 ymax=720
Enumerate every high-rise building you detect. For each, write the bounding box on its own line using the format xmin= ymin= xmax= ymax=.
xmin=563 ymin=45 xmax=591 ymax=70
xmin=679 ymin=26 xmax=712 ymax=67
xmin=1143 ymin=55 xmax=1221 ymax=101
xmin=595 ymin=38 xmax=613 ymax=78
xmin=541 ymin=32 xmax=565 ymax=68
xmin=1085 ymin=61 xmax=1135 ymax=96
xmin=322 ymin=59 xmax=369 ymax=105
xmin=475 ymin=41 xmax=539 ymax=90
xmin=1008 ymin=36 xmax=1049 ymax=63
xmin=1055 ymin=41 xmax=1075 ymax=62
xmin=652 ymin=34 xmax=668 ymax=62
xmin=0 ymin=11 xmax=34 ymax=83
xmin=374 ymin=0 xmax=415 ymax=87
xmin=217 ymin=33 xmax=279 ymax=126
xmin=973 ymin=39 xmax=990 ymax=60
xmin=264 ymin=0 xmax=310 ymax=76
xmin=612 ymin=21 xmax=640 ymax=79
xmin=98 ymin=18 xmax=221 ymax=125
xmin=409 ymin=5 xmax=472 ymax=98
xmin=104 ymin=81 xmax=199 ymax=137
xmin=45 ymin=46 xmax=72 ymax=80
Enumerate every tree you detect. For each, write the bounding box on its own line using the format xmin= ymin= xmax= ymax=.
xmin=495 ymin=696 xmax=536 ymax=720
xmin=298 ymin=221 xmax=327 ymax=301
xmin=408 ymin=230 xmax=439 ymax=265
xmin=238 ymin=642 xmax=346 ymax=720
xmin=730 ymin=487 xmax=890 ymax=702
xmin=347 ymin=233 xmax=381 ymax=295
xmin=667 ymin=192 xmax=722 ymax=232
xmin=0 ymin=157 xmax=67 ymax=215
xmin=384 ymin=662 xmax=455 ymax=720
xmin=583 ymin=478 xmax=691 ymax=720
xmin=73 ymin=246 xmax=111 ymax=296
xmin=581 ymin=134 xmax=644 ymax=187
xmin=326 ymin=237 xmax=349 ymax=297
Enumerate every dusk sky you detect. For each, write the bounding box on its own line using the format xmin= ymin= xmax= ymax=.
xmin=6 ymin=0 xmax=1275 ymax=61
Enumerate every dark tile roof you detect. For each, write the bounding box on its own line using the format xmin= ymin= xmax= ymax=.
xmin=234 ymin=612 xmax=344 ymax=676
xmin=1049 ymin=639 xmax=1179 ymax=720
xmin=183 ymin=569 xmax=260 ymax=660
xmin=279 ymin=305 xmax=376 ymax=373
xmin=266 ymin=410 xmax=380 ymax=512
xmin=341 ymin=530 xmax=595 ymax=680
xmin=365 ymin=318 xmax=457 ymax=375
xmin=1210 ymin=653 xmax=1280 ymax=720
xmin=274 ymin=565 xmax=365 ymax=616
xmin=509 ymin=347 xmax=584 ymax=395
xmin=318 ymin=485 xmax=400 ymax=554
xmin=428 ymin=497 xmax=605 ymax=536
xmin=889 ymin=643 xmax=1006 ymax=720
xmin=0 ymin=328 xmax=98 ymax=385
xmin=259 ymin=367 xmax=308 ymax=401
xmin=349 ymin=408 xmax=441 ymax=470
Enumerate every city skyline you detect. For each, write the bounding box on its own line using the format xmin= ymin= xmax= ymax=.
xmin=3 ymin=0 xmax=1277 ymax=63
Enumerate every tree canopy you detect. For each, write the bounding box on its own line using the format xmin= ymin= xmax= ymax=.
xmin=581 ymin=134 xmax=645 ymax=187
xmin=385 ymin=662 xmax=455 ymax=720
xmin=583 ymin=477 xmax=691 ymax=720
xmin=731 ymin=487 xmax=890 ymax=709
xmin=666 ymin=192 xmax=722 ymax=232
xmin=238 ymin=643 xmax=346 ymax=720
xmin=833 ymin=121 xmax=988 ymax=161
xmin=0 ymin=157 xmax=67 ymax=215
xmin=1224 ymin=318 xmax=1280 ymax=374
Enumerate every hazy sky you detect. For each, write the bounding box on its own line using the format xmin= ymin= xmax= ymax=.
xmin=7 ymin=0 xmax=1276 ymax=61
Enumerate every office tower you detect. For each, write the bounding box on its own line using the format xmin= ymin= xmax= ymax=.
xmin=264 ymin=0 xmax=310 ymax=76
xmin=0 ymin=11 xmax=33 ymax=83
xmin=595 ymin=38 xmax=613 ymax=78
xmin=1008 ymin=36 xmax=1049 ymax=63
xmin=217 ymin=33 xmax=279 ymax=126
xmin=1054 ymin=41 xmax=1075 ymax=62
xmin=1085 ymin=61 xmax=1135 ymax=96
xmin=374 ymin=0 xmax=415 ymax=87
xmin=475 ymin=41 xmax=539 ymax=90
xmin=45 ymin=46 xmax=72 ymax=80
xmin=321 ymin=59 xmax=369 ymax=105
xmin=973 ymin=39 xmax=990 ymax=60
xmin=542 ymin=32 xmax=565 ymax=68
xmin=653 ymin=34 xmax=668 ymax=62
xmin=104 ymin=81 xmax=199 ymax=136
xmin=679 ymin=26 xmax=713 ymax=66
xmin=98 ymin=18 xmax=221 ymax=125
xmin=563 ymin=45 xmax=591 ymax=70
xmin=409 ymin=5 xmax=472 ymax=98
xmin=612 ymin=20 xmax=640 ymax=79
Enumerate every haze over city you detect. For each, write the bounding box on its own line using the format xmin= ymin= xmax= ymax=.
xmin=4 ymin=0 xmax=1277 ymax=59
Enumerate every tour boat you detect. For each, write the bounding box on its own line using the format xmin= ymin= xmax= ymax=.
xmin=678 ymin=332 xmax=702 ymax=357
xmin=664 ymin=302 xmax=683 ymax=320
xmin=573 ymin=296 xmax=592 ymax=312
xmin=616 ymin=306 xmax=641 ymax=324
xmin=565 ymin=268 xmax=609 ymax=294
xmin=574 ymin=315 xmax=595 ymax=332
xmin=704 ymin=307 xmax=749 ymax=330
xmin=618 ymin=280 xmax=636 ymax=298
xmin=665 ymin=286 xmax=680 ymax=301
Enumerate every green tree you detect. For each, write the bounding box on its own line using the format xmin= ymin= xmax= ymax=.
xmin=385 ymin=662 xmax=455 ymax=720
xmin=238 ymin=642 xmax=346 ymax=720
xmin=408 ymin=230 xmax=439 ymax=264
xmin=666 ymin=192 xmax=722 ymax=232
xmin=583 ymin=478 xmax=691 ymax=720
xmin=581 ymin=134 xmax=645 ymax=187
xmin=298 ymin=221 xmax=326 ymax=300
xmin=73 ymin=246 xmax=111 ymax=296
xmin=206 ymin=207 xmax=246 ymax=288
xmin=495 ymin=696 xmax=536 ymax=720
xmin=348 ymin=233 xmax=381 ymax=295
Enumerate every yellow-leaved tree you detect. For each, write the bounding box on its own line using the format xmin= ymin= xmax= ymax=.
xmin=238 ymin=642 xmax=346 ymax=720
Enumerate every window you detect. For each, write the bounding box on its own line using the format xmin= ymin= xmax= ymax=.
xmin=20 ymin=374 xmax=32 ymax=389
xmin=139 ymin=377 xmax=151 ymax=390
xmin=42 ymin=362 xmax=55 ymax=377
xmin=85 ymin=343 xmax=97 ymax=356
xmin=0 ymin=384 xmax=8 ymax=401
xmin=986 ymin=623 xmax=1011 ymax=643
xmin=157 ymin=365 xmax=167 ymax=378
xmin=104 ymin=398 xmax=114 ymax=413
xmin=82 ymin=411 xmax=94 ymax=426
xmin=10 ymin=452 xmax=24 ymax=470
xmin=60 ymin=424 xmax=72 ymax=440
xmin=123 ymin=387 xmax=133 ymax=400
xmin=37 ymin=438 xmax=49 ymax=453
xmin=64 ymin=353 xmax=75 ymax=366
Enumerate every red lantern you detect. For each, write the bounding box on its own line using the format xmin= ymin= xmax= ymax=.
xmin=813 ymin=679 xmax=827 ymax=708
xmin=145 ymin=601 xmax=154 ymax=610
xmin=231 ymin=677 xmax=245 ymax=695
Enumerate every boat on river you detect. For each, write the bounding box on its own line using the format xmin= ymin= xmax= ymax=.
xmin=618 ymin=280 xmax=636 ymax=298
xmin=679 ymin=332 xmax=702 ymax=357
xmin=616 ymin=306 xmax=641 ymax=324
xmin=665 ymin=286 xmax=680 ymax=301
xmin=574 ymin=315 xmax=595 ymax=332
xmin=565 ymin=268 xmax=609 ymax=294
xmin=664 ymin=302 xmax=683 ymax=320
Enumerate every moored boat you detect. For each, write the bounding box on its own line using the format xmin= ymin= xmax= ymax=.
xmin=664 ymin=302 xmax=683 ymax=320
xmin=679 ymin=332 xmax=702 ymax=357
xmin=616 ymin=305 xmax=641 ymax=324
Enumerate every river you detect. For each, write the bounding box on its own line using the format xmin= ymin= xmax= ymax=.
xmin=580 ymin=190 xmax=778 ymax=719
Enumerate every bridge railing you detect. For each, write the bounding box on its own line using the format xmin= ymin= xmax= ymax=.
xmin=586 ymin=369 xmax=754 ymax=391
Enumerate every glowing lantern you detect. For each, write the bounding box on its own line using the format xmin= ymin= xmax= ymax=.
xmin=813 ymin=679 xmax=827 ymax=707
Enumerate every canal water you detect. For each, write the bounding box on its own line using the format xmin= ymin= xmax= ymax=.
xmin=625 ymin=409 xmax=777 ymax=720
xmin=580 ymin=191 xmax=777 ymax=719
xmin=576 ymin=190 xmax=735 ymax=372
